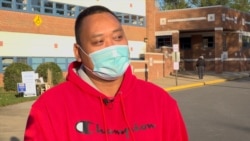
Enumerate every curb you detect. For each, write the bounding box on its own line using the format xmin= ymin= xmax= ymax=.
xmin=165 ymin=82 xmax=205 ymax=91
xmin=164 ymin=78 xmax=236 ymax=92
xmin=204 ymin=79 xmax=227 ymax=85
xmin=163 ymin=73 xmax=249 ymax=91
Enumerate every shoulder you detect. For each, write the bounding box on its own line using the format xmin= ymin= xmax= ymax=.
xmin=32 ymin=81 xmax=73 ymax=109
xmin=134 ymin=79 xmax=176 ymax=103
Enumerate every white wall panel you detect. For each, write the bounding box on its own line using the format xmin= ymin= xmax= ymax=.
xmin=128 ymin=40 xmax=146 ymax=59
xmin=0 ymin=32 xmax=75 ymax=57
xmin=0 ymin=32 xmax=145 ymax=59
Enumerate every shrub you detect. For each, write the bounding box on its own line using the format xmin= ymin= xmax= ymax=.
xmin=35 ymin=62 xmax=63 ymax=86
xmin=3 ymin=63 xmax=33 ymax=91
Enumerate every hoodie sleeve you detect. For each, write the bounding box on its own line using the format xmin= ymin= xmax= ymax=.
xmin=24 ymin=107 xmax=56 ymax=141
xmin=162 ymin=98 xmax=189 ymax=141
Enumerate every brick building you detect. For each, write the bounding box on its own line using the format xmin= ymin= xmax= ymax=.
xmin=146 ymin=2 xmax=250 ymax=73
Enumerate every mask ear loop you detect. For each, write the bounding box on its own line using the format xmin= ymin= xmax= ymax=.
xmin=76 ymin=44 xmax=96 ymax=75
xmin=76 ymin=44 xmax=89 ymax=57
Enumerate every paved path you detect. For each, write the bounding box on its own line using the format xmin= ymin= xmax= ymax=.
xmin=0 ymin=71 xmax=249 ymax=141
xmin=0 ymin=101 xmax=34 ymax=141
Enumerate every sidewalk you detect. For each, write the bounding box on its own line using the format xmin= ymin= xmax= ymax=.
xmin=0 ymin=101 xmax=34 ymax=141
xmin=152 ymin=71 xmax=250 ymax=91
xmin=0 ymin=71 xmax=249 ymax=141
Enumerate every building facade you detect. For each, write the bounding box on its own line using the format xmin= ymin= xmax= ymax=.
xmin=147 ymin=3 xmax=250 ymax=73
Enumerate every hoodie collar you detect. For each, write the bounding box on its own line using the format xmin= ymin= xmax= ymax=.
xmin=66 ymin=61 xmax=136 ymax=100
xmin=76 ymin=64 xmax=99 ymax=90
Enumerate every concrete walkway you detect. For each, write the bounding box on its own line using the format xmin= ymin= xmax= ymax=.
xmin=0 ymin=101 xmax=34 ymax=141
xmin=152 ymin=71 xmax=250 ymax=91
xmin=0 ymin=71 xmax=249 ymax=141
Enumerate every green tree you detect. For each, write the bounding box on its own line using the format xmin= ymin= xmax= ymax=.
xmin=163 ymin=0 xmax=190 ymax=10
xmin=35 ymin=62 xmax=63 ymax=86
xmin=187 ymin=0 xmax=250 ymax=12
xmin=187 ymin=0 xmax=231 ymax=7
xmin=229 ymin=0 xmax=250 ymax=12
xmin=3 ymin=63 xmax=33 ymax=91
xmin=161 ymin=0 xmax=250 ymax=12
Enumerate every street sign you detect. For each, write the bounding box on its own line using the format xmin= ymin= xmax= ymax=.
xmin=173 ymin=62 xmax=179 ymax=70
xmin=33 ymin=15 xmax=42 ymax=26
xmin=17 ymin=83 xmax=26 ymax=93
xmin=22 ymin=71 xmax=37 ymax=97
xmin=172 ymin=52 xmax=180 ymax=62
xmin=173 ymin=44 xmax=179 ymax=52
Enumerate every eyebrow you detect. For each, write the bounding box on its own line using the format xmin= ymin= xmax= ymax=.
xmin=90 ymin=27 xmax=124 ymax=39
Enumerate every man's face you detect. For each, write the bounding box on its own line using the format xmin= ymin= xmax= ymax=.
xmin=77 ymin=12 xmax=128 ymax=69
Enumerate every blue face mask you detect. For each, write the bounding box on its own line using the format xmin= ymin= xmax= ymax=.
xmin=78 ymin=45 xmax=130 ymax=80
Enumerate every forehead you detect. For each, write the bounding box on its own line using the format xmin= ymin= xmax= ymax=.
xmin=80 ymin=12 xmax=121 ymax=36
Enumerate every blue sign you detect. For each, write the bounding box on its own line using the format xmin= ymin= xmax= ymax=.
xmin=17 ymin=83 xmax=26 ymax=93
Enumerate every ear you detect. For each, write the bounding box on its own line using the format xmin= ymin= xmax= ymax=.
xmin=73 ymin=43 xmax=82 ymax=62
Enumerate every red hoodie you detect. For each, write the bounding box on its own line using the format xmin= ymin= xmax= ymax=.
xmin=24 ymin=61 xmax=188 ymax=141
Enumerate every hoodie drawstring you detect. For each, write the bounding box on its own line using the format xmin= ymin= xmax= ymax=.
xmin=99 ymin=94 xmax=135 ymax=141
xmin=100 ymin=96 xmax=109 ymax=141
xmin=120 ymin=94 xmax=136 ymax=141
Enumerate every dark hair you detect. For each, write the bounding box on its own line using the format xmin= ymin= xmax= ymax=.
xmin=74 ymin=5 xmax=119 ymax=46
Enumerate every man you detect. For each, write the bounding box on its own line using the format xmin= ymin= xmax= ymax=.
xmin=196 ymin=56 xmax=206 ymax=79
xmin=24 ymin=5 xmax=188 ymax=141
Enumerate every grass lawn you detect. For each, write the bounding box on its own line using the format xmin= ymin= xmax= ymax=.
xmin=0 ymin=87 xmax=38 ymax=107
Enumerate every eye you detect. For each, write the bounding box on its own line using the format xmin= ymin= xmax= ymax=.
xmin=114 ymin=34 xmax=123 ymax=41
xmin=92 ymin=40 xmax=104 ymax=46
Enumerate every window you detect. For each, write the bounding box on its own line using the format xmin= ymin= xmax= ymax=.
xmin=57 ymin=64 xmax=67 ymax=70
xmin=56 ymin=58 xmax=66 ymax=71
xmin=2 ymin=57 xmax=13 ymax=64
xmin=1 ymin=57 xmax=14 ymax=71
xmin=79 ymin=7 xmax=85 ymax=13
xmin=156 ymin=36 xmax=172 ymax=48
xmin=16 ymin=0 xmax=26 ymax=10
xmin=56 ymin=3 xmax=64 ymax=15
xmin=1 ymin=0 xmax=11 ymax=8
xmin=31 ymin=0 xmax=41 ymax=12
xmin=242 ymin=36 xmax=250 ymax=48
xmin=203 ymin=36 xmax=214 ymax=48
xmin=124 ymin=14 xmax=130 ymax=24
xmin=54 ymin=57 xmax=75 ymax=71
xmin=44 ymin=58 xmax=55 ymax=63
xmin=180 ymin=37 xmax=191 ymax=50
xmin=67 ymin=58 xmax=75 ymax=64
xmin=56 ymin=58 xmax=66 ymax=63
xmin=17 ymin=57 xmax=28 ymax=64
xmin=131 ymin=15 xmax=137 ymax=25
xmin=115 ymin=12 xmax=123 ymax=23
xmin=138 ymin=16 xmax=144 ymax=26
xmin=44 ymin=1 xmax=53 ymax=14
xmin=66 ymin=5 xmax=75 ymax=17
xmin=31 ymin=58 xmax=43 ymax=70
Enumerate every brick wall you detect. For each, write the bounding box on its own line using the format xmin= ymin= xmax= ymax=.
xmin=154 ymin=6 xmax=250 ymax=31
xmin=0 ymin=10 xmax=74 ymax=36
xmin=0 ymin=10 xmax=145 ymax=41
xmin=146 ymin=0 xmax=158 ymax=52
